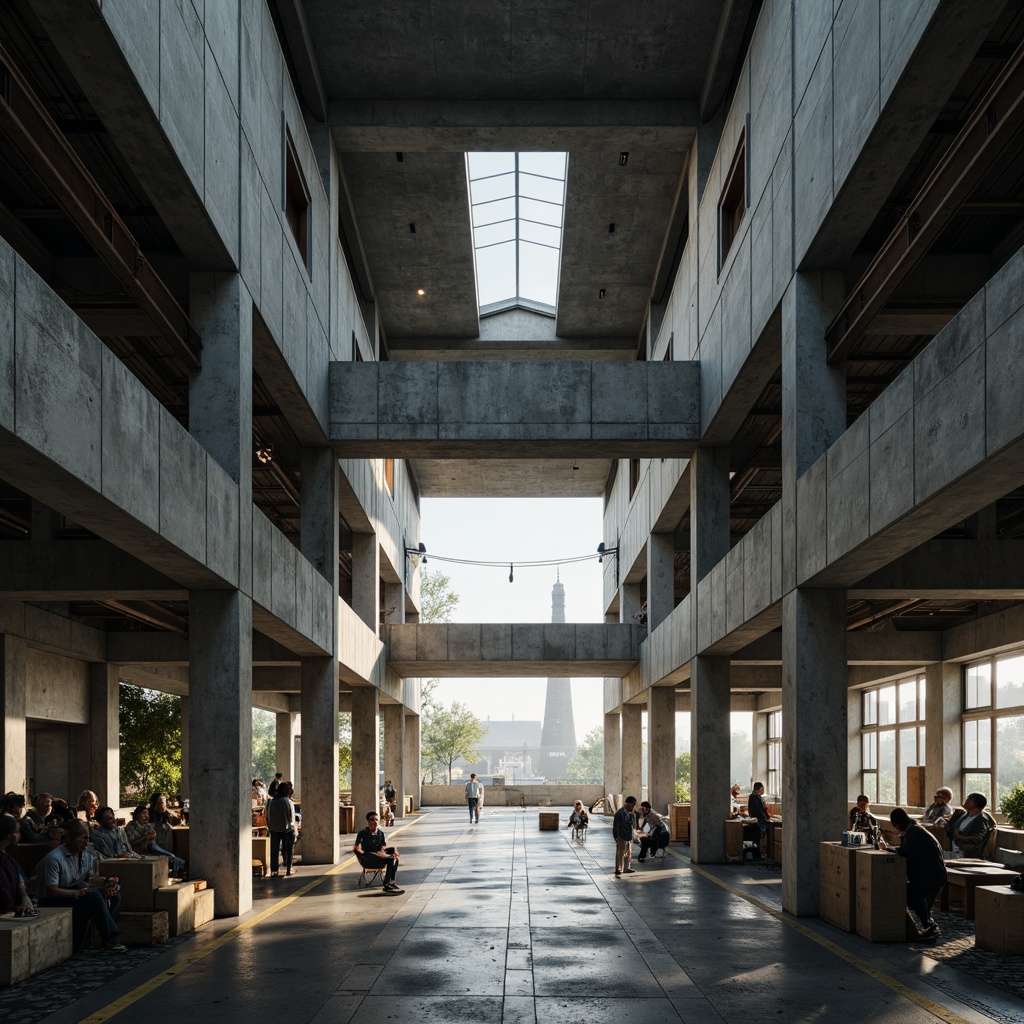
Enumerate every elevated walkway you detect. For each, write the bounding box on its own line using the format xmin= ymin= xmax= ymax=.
xmin=384 ymin=622 xmax=640 ymax=677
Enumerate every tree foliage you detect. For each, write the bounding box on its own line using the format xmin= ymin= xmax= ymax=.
xmin=252 ymin=709 xmax=277 ymax=784
xmin=422 ymin=701 xmax=485 ymax=784
xmin=566 ymin=726 xmax=604 ymax=784
xmin=675 ymin=750 xmax=691 ymax=802
xmin=420 ymin=568 xmax=459 ymax=624
xmin=119 ymin=684 xmax=182 ymax=803
xmin=339 ymin=713 xmax=353 ymax=787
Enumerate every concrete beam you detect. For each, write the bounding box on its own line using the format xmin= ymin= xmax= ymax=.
xmin=329 ymin=361 xmax=700 ymax=458
xmin=733 ymin=629 xmax=941 ymax=666
xmin=385 ymin=623 xmax=640 ymax=678
xmin=329 ymin=100 xmax=698 ymax=151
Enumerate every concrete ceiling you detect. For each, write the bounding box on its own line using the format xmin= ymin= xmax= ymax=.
xmin=410 ymin=458 xmax=611 ymax=498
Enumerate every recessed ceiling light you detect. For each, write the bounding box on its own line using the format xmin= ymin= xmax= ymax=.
xmin=417 ymin=289 xmax=425 ymax=296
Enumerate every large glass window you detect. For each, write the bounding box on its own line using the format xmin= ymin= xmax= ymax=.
xmin=962 ymin=652 xmax=1024 ymax=806
xmin=467 ymin=152 xmax=567 ymax=314
xmin=767 ymin=711 xmax=782 ymax=798
xmin=860 ymin=674 xmax=926 ymax=803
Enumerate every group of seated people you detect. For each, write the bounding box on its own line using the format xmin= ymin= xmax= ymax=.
xmin=848 ymin=788 xmax=996 ymax=858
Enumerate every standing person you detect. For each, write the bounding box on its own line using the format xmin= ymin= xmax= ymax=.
xmin=880 ymin=807 xmax=947 ymax=939
xmin=37 ymin=821 xmax=126 ymax=952
xmin=613 ymin=796 xmax=638 ymax=876
xmin=745 ymin=781 xmax=771 ymax=856
xmin=267 ymin=773 xmax=284 ymax=800
xmin=0 ymin=814 xmax=36 ymax=915
xmin=353 ymin=811 xmax=403 ymax=894
xmin=465 ymin=773 xmax=482 ymax=825
xmin=384 ymin=780 xmax=397 ymax=813
xmin=267 ymin=781 xmax=298 ymax=877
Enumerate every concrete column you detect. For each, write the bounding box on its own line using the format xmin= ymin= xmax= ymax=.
xmin=352 ymin=533 xmax=380 ymax=633
xmin=179 ymin=697 xmax=190 ymax=801
xmin=620 ymin=703 xmax=642 ymax=799
xmin=690 ymin=655 xmax=730 ymax=863
xmin=188 ymin=591 xmax=253 ymax=918
xmin=88 ymin=664 xmax=120 ymax=809
xmin=647 ymin=686 xmax=676 ymax=813
xmin=647 ymin=533 xmax=675 ymax=631
xmin=383 ymin=582 xmax=405 ymax=625
xmin=603 ymin=711 xmax=621 ymax=797
xmin=0 ymin=635 xmax=27 ymax=795
xmin=300 ymin=447 xmax=339 ymax=864
xmin=275 ymin=712 xmax=297 ymax=783
xmin=620 ymin=583 xmax=643 ymax=625
xmin=782 ymin=588 xmax=847 ymax=917
xmin=351 ymin=687 xmax=380 ymax=823
xmin=689 ymin=447 xmax=730 ymax=586
xmin=383 ymin=703 xmax=405 ymax=819
xmin=925 ymin=661 xmax=961 ymax=798
xmin=404 ymin=712 xmax=420 ymax=810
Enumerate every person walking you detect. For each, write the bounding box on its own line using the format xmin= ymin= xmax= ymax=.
xmin=465 ymin=773 xmax=483 ymax=824
xmin=613 ymin=796 xmax=638 ymax=876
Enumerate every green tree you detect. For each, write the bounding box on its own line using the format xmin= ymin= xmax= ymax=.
xmin=730 ymin=730 xmax=753 ymax=791
xmin=119 ymin=684 xmax=182 ymax=803
xmin=339 ymin=713 xmax=352 ymax=788
xmin=252 ymin=709 xmax=276 ymax=784
xmin=422 ymin=701 xmax=485 ymax=784
xmin=566 ymin=726 xmax=603 ymax=784
xmin=675 ymin=750 xmax=691 ymax=802
xmin=417 ymin=569 xmax=460 ymax=779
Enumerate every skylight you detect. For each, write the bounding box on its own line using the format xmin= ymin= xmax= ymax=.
xmin=467 ymin=152 xmax=567 ymax=315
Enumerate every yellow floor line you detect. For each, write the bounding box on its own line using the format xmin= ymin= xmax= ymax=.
xmin=81 ymin=815 xmax=429 ymax=1023
xmin=667 ymin=848 xmax=972 ymax=1024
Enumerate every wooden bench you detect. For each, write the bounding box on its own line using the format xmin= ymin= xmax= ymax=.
xmin=0 ymin=908 xmax=73 ymax=985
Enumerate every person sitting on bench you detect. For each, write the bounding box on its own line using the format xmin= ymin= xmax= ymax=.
xmin=636 ymin=801 xmax=669 ymax=862
xmin=353 ymin=811 xmax=402 ymax=894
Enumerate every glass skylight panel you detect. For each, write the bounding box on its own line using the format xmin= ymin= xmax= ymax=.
xmin=467 ymin=151 xmax=567 ymax=313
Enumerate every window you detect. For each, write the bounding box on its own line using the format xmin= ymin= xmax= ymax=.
xmin=628 ymin=459 xmax=640 ymax=499
xmin=284 ymin=129 xmax=310 ymax=269
xmin=383 ymin=459 xmax=394 ymax=496
xmin=962 ymin=653 xmax=1024 ymax=806
xmin=717 ymin=127 xmax=747 ymax=273
xmin=860 ymin=674 xmax=926 ymax=803
xmin=467 ymin=152 xmax=567 ymax=313
xmin=767 ymin=711 xmax=782 ymax=797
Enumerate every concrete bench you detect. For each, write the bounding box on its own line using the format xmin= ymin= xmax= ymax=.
xmin=0 ymin=908 xmax=73 ymax=985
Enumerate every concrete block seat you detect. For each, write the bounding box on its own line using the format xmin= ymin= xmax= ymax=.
xmin=0 ymin=908 xmax=73 ymax=985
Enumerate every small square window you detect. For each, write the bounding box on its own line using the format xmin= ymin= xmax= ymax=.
xmin=284 ymin=130 xmax=310 ymax=269
xmin=384 ymin=459 xmax=394 ymax=496
xmin=718 ymin=129 xmax=746 ymax=273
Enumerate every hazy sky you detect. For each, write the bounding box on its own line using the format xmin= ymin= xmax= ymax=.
xmin=420 ymin=496 xmax=607 ymax=743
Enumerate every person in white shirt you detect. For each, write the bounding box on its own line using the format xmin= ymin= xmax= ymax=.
xmin=465 ymin=774 xmax=483 ymax=825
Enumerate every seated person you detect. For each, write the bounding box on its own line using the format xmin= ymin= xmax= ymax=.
xmin=353 ymin=810 xmax=402 ymax=894
xmin=920 ymin=787 xmax=954 ymax=824
xmin=947 ymin=792 xmax=996 ymax=858
xmin=849 ymin=795 xmax=878 ymax=835
xmin=24 ymin=792 xmax=53 ymax=830
xmin=380 ymin=796 xmax=394 ymax=827
xmin=636 ymin=801 xmax=670 ymax=861
xmin=90 ymin=807 xmax=139 ymax=860
xmin=76 ymin=790 xmax=99 ymax=823
xmin=879 ymin=807 xmax=946 ymax=939
xmin=1 ymin=791 xmax=50 ymax=844
xmin=744 ymin=781 xmax=771 ymax=856
xmin=125 ymin=804 xmax=185 ymax=875
xmin=147 ymin=792 xmax=181 ymax=850
xmin=567 ymin=800 xmax=589 ymax=830
xmin=730 ymin=784 xmax=743 ymax=815
xmin=251 ymin=778 xmax=268 ymax=807
xmin=37 ymin=820 xmax=125 ymax=952
xmin=0 ymin=813 xmax=37 ymax=916
xmin=46 ymin=797 xmax=76 ymax=826
xmin=384 ymin=781 xmax=397 ymax=811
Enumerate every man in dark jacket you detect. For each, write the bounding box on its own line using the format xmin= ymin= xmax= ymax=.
xmin=882 ymin=807 xmax=947 ymax=939
xmin=744 ymin=781 xmax=771 ymax=858
xmin=613 ymin=796 xmax=637 ymax=876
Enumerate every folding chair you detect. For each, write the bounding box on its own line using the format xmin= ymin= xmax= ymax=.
xmin=355 ymin=851 xmax=386 ymax=888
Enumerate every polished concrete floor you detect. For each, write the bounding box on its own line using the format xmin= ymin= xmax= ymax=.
xmin=38 ymin=806 xmax=1024 ymax=1024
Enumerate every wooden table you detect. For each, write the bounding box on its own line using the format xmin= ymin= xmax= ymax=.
xmin=251 ymin=836 xmax=270 ymax=876
xmin=339 ymin=804 xmax=355 ymax=835
xmin=940 ymin=861 xmax=1021 ymax=918
xmin=855 ymin=849 xmax=907 ymax=942
xmin=819 ymin=841 xmax=858 ymax=932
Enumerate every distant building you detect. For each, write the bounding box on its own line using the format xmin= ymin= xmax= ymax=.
xmin=538 ymin=578 xmax=578 ymax=781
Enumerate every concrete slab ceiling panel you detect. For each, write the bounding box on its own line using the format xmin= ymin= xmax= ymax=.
xmin=159 ymin=0 xmax=205 ymax=194
xmin=100 ymin=0 xmax=161 ymax=112
xmin=251 ymin=509 xmax=274 ymax=610
xmin=100 ymin=349 xmax=161 ymax=533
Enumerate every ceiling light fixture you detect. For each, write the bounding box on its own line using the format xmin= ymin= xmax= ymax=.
xmin=255 ymin=440 xmax=274 ymax=465
xmin=619 ymin=152 xmax=628 ymax=166
xmin=409 ymin=222 xmax=416 ymax=233
xmin=396 ymin=152 xmax=404 ymax=162
xmin=417 ymin=288 xmax=425 ymax=296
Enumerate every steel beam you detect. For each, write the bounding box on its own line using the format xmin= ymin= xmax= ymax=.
xmin=826 ymin=40 xmax=1024 ymax=364
xmin=0 ymin=45 xmax=201 ymax=367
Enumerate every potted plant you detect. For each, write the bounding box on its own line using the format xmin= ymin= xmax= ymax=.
xmin=1001 ymin=782 xmax=1024 ymax=830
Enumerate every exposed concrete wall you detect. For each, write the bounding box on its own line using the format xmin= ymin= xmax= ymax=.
xmin=24 ymin=649 xmax=89 ymax=724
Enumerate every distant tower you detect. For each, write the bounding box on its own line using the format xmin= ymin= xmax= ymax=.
xmin=539 ymin=574 xmax=578 ymax=780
